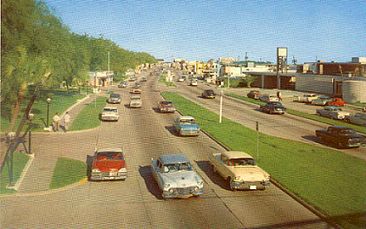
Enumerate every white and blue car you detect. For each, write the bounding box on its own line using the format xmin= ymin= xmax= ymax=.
xmin=174 ymin=116 xmax=200 ymax=136
xmin=151 ymin=154 xmax=204 ymax=199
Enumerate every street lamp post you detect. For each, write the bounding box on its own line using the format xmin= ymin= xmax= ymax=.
xmin=219 ymin=89 xmax=223 ymax=123
xmin=46 ymin=97 xmax=51 ymax=127
xmin=28 ymin=113 xmax=34 ymax=155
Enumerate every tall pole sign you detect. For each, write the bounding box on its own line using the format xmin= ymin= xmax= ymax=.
xmin=276 ymin=47 xmax=288 ymax=89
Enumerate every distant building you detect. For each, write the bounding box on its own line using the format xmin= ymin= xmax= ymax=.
xmin=89 ymin=71 xmax=114 ymax=87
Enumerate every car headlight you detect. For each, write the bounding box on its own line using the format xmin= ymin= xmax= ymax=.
xmin=234 ymin=176 xmax=241 ymax=181
xmin=169 ymin=188 xmax=174 ymax=193
xmin=198 ymin=180 xmax=204 ymax=186
xmin=118 ymin=168 xmax=127 ymax=173
xmin=164 ymin=183 xmax=171 ymax=189
xmin=92 ymin=168 xmax=100 ymax=173
xmin=194 ymin=186 xmax=199 ymax=192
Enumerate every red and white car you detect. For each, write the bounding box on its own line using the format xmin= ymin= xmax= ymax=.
xmin=89 ymin=148 xmax=127 ymax=181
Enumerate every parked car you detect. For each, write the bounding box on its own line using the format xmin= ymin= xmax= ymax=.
xmin=259 ymin=102 xmax=286 ymax=114
xmin=174 ymin=116 xmax=200 ymax=136
xmin=202 ymin=89 xmax=215 ymax=99
xmin=326 ymin=98 xmax=346 ymax=106
xmin=129 ymin=95 xmax=142 ymax=108
xmin=315 ymin=126 xmax=366 ymax=148
xmin=189 ymin=79 xmax=198 ymax=86
xmin=130 ymin=88 xmax=142 ymax=94
xmin=259 ymin=94 xmax=279 ymax=103
xmin=89 ymin=148 xmax=127 ymax=181
xmin=345 ymin=113 xmax=366 ymax=126
xmin=316 ymin=106 xmax=350 ymax=120
xmin=209 ymin=151 xmax=270 ymax=190
xmin=118 ymin=81 xmax=128 ymax=88
xmin=311 ymin=95 xmax=332 ymax=106
xmin=107 ymin=93 xmax=121 ymax=104
xmin=101 ymin=107 xmax=119 ymax=121
xmin=158 ymin=101 xmax=176 ymax=113
xmin=247 ymin=90 xmax=261 ymax=100
xmin=151 ymin=154 xmax=204 ymax=199
xmin=293 ymin=94 xmax=318 ymax=103
xmin=177 ymin=77 xmax=185 ymax=82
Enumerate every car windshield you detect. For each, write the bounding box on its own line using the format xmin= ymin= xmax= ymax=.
xmin=97 ymin=152 xmax=123 ymax=160
xmin=269 ymin=102 xmax=282 ymax=106
xmin=110 ymin=94 xmax=120 ymax=98
xmin=163 ymin=162 xmax=192 ymax=172
xmin=180 ymin=119 xmax=195 ymax=124
xmin=340 ymin=129 xmax=356 ymax=135
xmin=161 ymin=101 xmax=172 ymax=106
xmin=229 ymin=158 xmax=256 ymax=166
xmin=205 ymin=90 xmax=214 ymax=94
xmin=103 ymin=108 xmax=117 ymax=112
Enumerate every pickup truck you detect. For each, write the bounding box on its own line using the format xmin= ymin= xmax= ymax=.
xmin=315 ymin=126 xmax=365 ymax=148
xmin=209 ymin=151 xmax=270 ymax=190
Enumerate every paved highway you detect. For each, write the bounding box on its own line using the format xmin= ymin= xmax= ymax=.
xmin=0 ymin=70 xmax=331 ymax=228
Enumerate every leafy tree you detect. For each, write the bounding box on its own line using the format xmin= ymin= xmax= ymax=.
xmin=243 ymin=75 xmax=257 ymax=88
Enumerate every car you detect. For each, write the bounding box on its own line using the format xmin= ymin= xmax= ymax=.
xmin=130 ymin=88 xmax=142 ymax=94
xmin=129 ymin=95 xmax=142 ymax=108
xmin=315 ymin=126 xmax=366 ymax=148
xmin=259 ymin=102 xmax=286 ymax=114
xmin=118 ymin=81 xmax=128 ymax=88
xmin=128 ymin=76 xmax=137 ymax=82
xmin=247 ymin=90 xmax=261 ymax=100
xmin=101 ymin=107 xmax=119 ymax=121
xmin=133 ymin=82 xmax=141 ymax=88
xmin=259 ymin=94 xmax=279 ymax=103
xmin=202 ymin=89 xmax=215 ymax=99
xmin=141 ymin=76 xmax=147 ymax=82
xmin=177 ymin=77 xmax=185 ymax=82
xmin=107 ymin=93 xmax=121 ymax=104
xmin=345 ymin=113 xmax=366 ymax=126
xmin=158 ymin=101 xmax=176 ymax=113
xmin=311 ymin=95 xmax=332 ymax=106
xmin=174 ymin=116 xmax=200 ymax=136
xmin=189 ymin=79 xmax=198 ymax=86
xmin=316 ymin=106 xmax=350 ymax=120
xmin=326 ymin=98 xmax=346 ymax=106
xmin=151 ymin=154 xmax=204 ymax=199
xmin=293 ymin=94 xmax=318 ymax=103
xmin=209 ymin=151 xmax=270 ymax=190
xmin=89 ymin=148 xmax=127 ymax=181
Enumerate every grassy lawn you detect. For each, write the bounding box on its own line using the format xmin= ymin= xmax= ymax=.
xmin=162 ymin=92 xmax=366 ymax=228
xmin=1 ymin=89 xmax=85 ymax=132
xmin=226 ymin=93 xmax=366 ymax=135
xmin=49 ymin=157 xmax=86 ymax=189
xmin=0 ymin=152 xmax=30 ymax=194
xmin=69 ymin=96 xmax=106 ymax=131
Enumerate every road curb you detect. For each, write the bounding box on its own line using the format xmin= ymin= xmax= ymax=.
xmin=6 ymin=153 xmax=35 ymax=191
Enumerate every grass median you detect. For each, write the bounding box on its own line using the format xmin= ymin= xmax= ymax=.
xmin=162 ymin=91 xmax=366 ymax=228
xmin=227 ymin=93 xmax=366 ymax=135
xmin=0 ymin=152 xmax=30 ymax=194
xmin=50 ymin=157 xmax=86 ymax=189
xmin=69 ymin=96 xmax=106 ymax=131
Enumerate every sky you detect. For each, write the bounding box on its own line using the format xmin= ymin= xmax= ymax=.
xmin=44 ymin=0 xmax=366 ymax=63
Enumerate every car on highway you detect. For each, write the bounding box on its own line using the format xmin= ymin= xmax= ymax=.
xmin=259 ymin=94 xmax=279 ymax=103
xmin=130 ymin=88 xmax=142 ymax=94
xmin=189 ymin=79 xmax=198 ymax=86
xmin=345 ymin=113 xmax=366 ymax=126
xmin=129 ymin=95 xmax=142 ymax=108
xmin=316 ymin=106 xmax=350 ymax=120
xmin=101 ymin=106 xmax=119 ymax=121
xmin=311 ymin=95 xmax=332 ymax=106
xmin=151 ymin=154 xmax=204 ymax=199
xmin=247 ymin=90 xmax=261 ymax=100
xmin=209 ymin=151 xmax=270 ymax=190
xmin=259 ymin=102 xmax=286 ymax=114
xmin=177 ymin=77 xmax=185 ymax=82
xmin=315 ymin=126 xmax=366 ymax=148
xmin=174 ymin=116 xmax=200 ymax=136
xmin=118 ymin=81 xmax=128 ymax=88
xmin=133 ymin=82 xmax=141 ymax=88
xmin=107 ymin=93 xmax=121 ymax=104
xmin=293 ymin=93 xmax=318 ymax=103
xmin=89 ymin=148 xmax=127 ymax=181
xmin=201 ymin=89 xmax=215 ymax=99
xmin=326 ymin=97 xmax=346 ymax=106
xmin=141 ymin=76 xmax=147 ymax=82
xmin=128 ymin=76 xmax=137 ymax=81
xmin=158 ymin=101 xmax=176 ymax=113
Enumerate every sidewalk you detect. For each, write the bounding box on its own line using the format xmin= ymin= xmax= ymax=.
xmin=16 ymin=93 xmax=99 ymax=193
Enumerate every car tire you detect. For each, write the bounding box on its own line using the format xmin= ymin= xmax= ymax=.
xmin=212 ymin=165 xmax=217 ymax=173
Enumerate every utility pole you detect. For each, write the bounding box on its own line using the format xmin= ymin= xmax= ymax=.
xmin=219 ymin=90 xmax=223 ymax=123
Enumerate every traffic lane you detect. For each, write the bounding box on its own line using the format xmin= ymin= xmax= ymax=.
xmin=142 ymin=80 xmax=329 ymax=228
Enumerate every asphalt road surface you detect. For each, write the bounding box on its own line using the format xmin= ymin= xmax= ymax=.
xmin=0 ymin=70 xmax=332 ymax=228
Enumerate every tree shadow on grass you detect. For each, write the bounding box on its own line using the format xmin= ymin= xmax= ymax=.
xmin=138 ymin=165 xmax=163 ymax=200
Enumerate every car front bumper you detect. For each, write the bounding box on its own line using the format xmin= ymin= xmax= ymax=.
xmin=162 ymin=187 xmax=204 ymax=199
xmin=231 ymin=180 xmax=270 ymax=190
xmin=90 ymin=172 xmax=127 ymax=181
xmin=179 ymin=130 xmax=200 ymax=136
xmin=101 ymin=116 xmax=119 ymax=121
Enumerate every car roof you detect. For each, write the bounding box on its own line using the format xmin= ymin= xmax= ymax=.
xmin=179 ymin=116 xmax=195 ymax=120
xmin=159 ymin=154 xmax=189 ymax=164
xmin=324 ymin=106 xmax=338 ymax=109
xmin=104 ymin=106 xmax=118 ymax=109
xmin=329 ymin=126 xmax=353 ymax=130
xmin=222 ymin=151 xmax=253 ymax=159
xmin=97 ymin=148 xmax=123 ymax=153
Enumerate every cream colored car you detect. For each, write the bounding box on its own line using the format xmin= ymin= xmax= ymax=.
xmin=209 ymin=151 xmax=270 ymax=190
